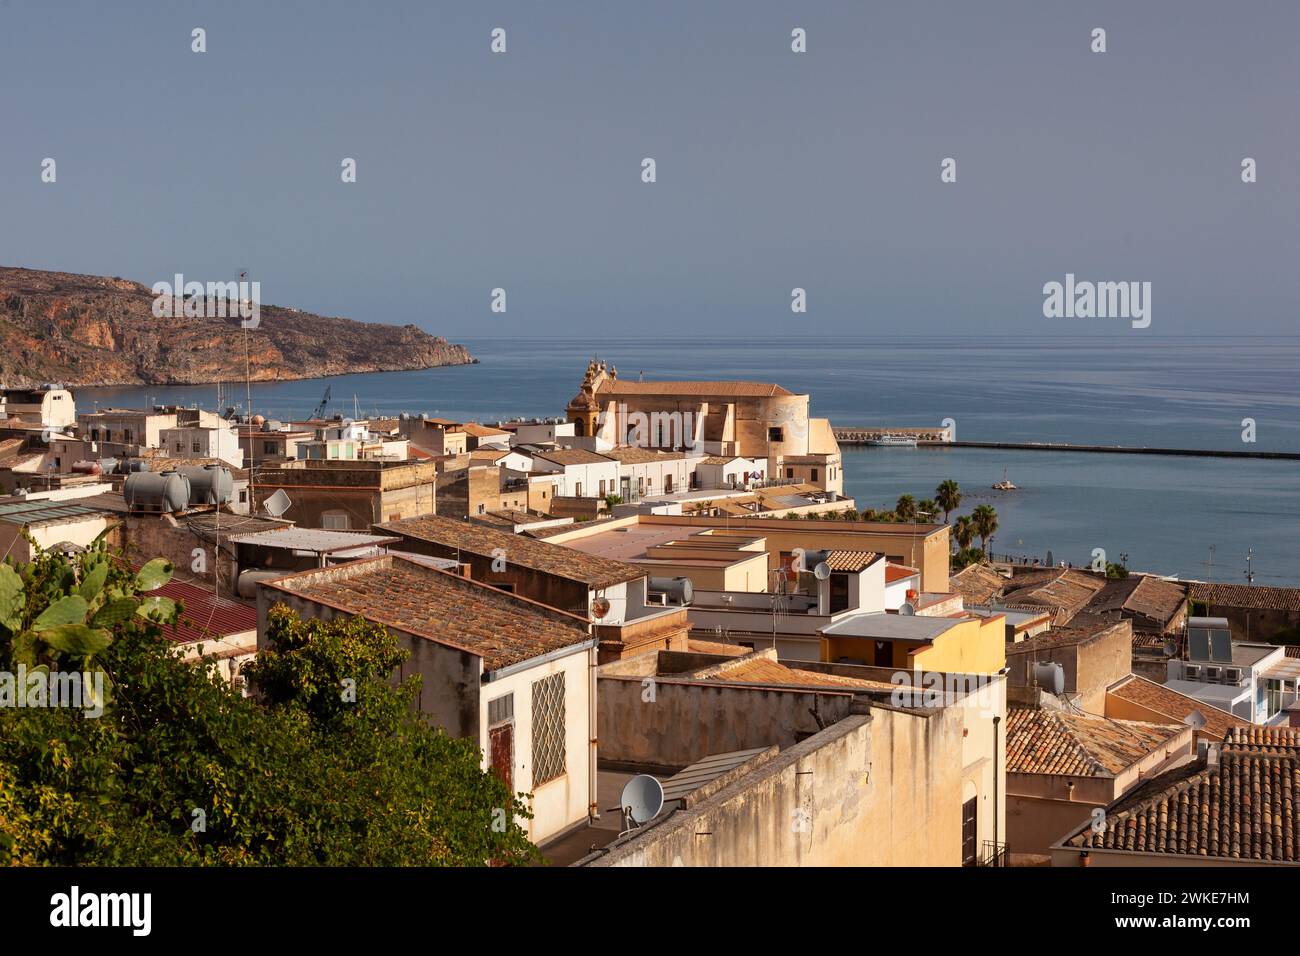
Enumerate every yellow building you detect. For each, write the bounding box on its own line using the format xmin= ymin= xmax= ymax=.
xmin=820 ymin=612 xmax=1007 ymax=675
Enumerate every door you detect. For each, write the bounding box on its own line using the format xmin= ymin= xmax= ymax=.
xmin=489 ymin=723 xmax=513 ymax=792
xmin=961 ymin=797 xmax=978 ymax=866
xmin=873 ymin=641 xmax=892 ymax=667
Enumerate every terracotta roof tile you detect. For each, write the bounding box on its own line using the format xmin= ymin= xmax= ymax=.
xmin=374 ymin=513 xmax=644 ymax=589
xmin=1006 ymin=705 xmax=1185 ymax=776
xmin=826 ymin=550 xmax=878 ymax=573
xmin=1068 ymin=726 xmax=1300 ymax=861
xmin=265 ymin=555 xmax=590 ymax=671
xmin=1190 ymin=583 xmax=1300 ymax=613
xmin=1107 ymin=675 xmax=1250 ymax=741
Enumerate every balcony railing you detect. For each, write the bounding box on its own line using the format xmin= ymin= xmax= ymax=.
xmin=978 ymin=840 xmax=1009 ymax=867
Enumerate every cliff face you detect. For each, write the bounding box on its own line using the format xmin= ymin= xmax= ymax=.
xmin=0 ymin=266 xmax=475 ymax=387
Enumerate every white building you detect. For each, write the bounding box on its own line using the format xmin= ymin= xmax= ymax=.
xmin=159 ymin=424 xmax=244 ymax=468
xmin=0 ymin=386 xmax=76 ymax=430
xmin=532 ymin=448 xmax=620 ymax=499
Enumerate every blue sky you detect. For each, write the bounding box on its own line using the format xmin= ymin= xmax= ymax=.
xmin=1 ymin=0 xmax=1296 ymax=337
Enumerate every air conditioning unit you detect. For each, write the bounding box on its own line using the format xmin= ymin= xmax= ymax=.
xmin=1204 ymin=666 xmax=1221 ymax=682
xmin=1222 ymin=667 xmax=1242 ymax=684
xmin=1183 ymin=664 xmax=1201 ymax=680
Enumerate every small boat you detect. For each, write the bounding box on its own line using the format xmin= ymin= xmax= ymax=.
xmin=867 ymin=433 xmax=918 ymax=447
xmin=992 ymin=467 xmax=1018 ymax=491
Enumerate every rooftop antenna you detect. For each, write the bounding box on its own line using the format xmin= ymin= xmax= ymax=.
xmin=1204 ymin=544 xmax=1215 ymax=582
xmin=240 ymin=268 xmax=256 ymax=513
xmin=1245 ymin=547 xmax=1255 ymax=585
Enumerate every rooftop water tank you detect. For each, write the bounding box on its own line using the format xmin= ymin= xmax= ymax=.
xmin=181 ymin=463 xmax=233 ymax=506
xmin=648 ymin=576 xmax=693 ymax=606
xmin=1032 ymin=661 xmax=1065 ymax=696
xmin=70 ymin=460 xmax=102 ymax=475
xmin=262 ymin=419 xmax=283 ymax=432
xmin=124 ymin=470 xmax=191 ymax=514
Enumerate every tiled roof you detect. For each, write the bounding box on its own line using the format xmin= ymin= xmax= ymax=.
xmin=1067 ymin=727 xmax=1300 ymax=861
xmin=1087 ymin=575 xmax=1187 ymax=626
xmin=686 ymin=639 xmax=750 ymax=657
xmin=602 ymin=447 xmax=685 ymax=464
xmin=1001 ymin=569 xmax=1105 ymax=619
xmin=457 ymin=422 xmax=510 ymax=438
xmin=1190 ymin=583 xmax=1300 ymax=613
xmin=702 ymin=657 xmax=894 ymax=690
xmin=949 ymin=564 xmax=1006 ymax=605
xmin=374 ymin=513 xmax=645 ymax=589
xmin=596 ymin=380 xmax=795 ymax=398
xmin=1107 ymin=675 xmax=1249 ymax=741
xmin=265 ymin=555 xmax=591 ymax=671
xmin=1221 ymin=726 xmax=1300 ymax=754
xmin=826 ymin=550 xmax=878 ymax=573
xmin=533 ymin=448 xmax=614 ymax=466
xmin=1006 ymin=705 xmax=1185 ymax=777
xmin=885 ymin=564 xmax=919 ymax=583
xmin=1004 ymin=616 xmax=1130 ymax=654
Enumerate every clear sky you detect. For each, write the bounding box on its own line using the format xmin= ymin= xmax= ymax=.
xmin=1 ymin=0 xmax=1296 ymax=338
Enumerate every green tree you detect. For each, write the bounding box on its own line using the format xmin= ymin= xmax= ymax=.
xmin=0 ymin=540 xmax=537 ymax=866
xmin=950 ymin=547 xmax=986 ymax=571
xmin=935 ymin=479 xmax=962 ymax=523
xmin=895 ymin=494 xmax=917 ymax=522
xmin=917 ymin=499 xmax=940 ymax=523
xmin=954 ymin=515 xmax=976 ymax=551
xmin=972 ymin=504 xmax=999 ymax=558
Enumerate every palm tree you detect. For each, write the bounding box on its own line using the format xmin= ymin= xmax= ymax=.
xmin=935 ymin=479 xmax=962 ymax=523
xmin=972 ymin=504 xmax=999 ymax=558
xmin=954 ymin=515 xmax=976 ymax=551
xmin=918 ymin=498 xmax=940 ymax=522
xmin=895 ymin=494 xmax=917 ymax=522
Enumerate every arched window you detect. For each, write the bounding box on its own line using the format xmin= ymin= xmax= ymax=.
xmin=574 ymin=419 xmax=586 ymax=437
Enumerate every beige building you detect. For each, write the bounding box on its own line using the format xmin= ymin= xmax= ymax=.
xmin=257 ymin=555 xmax=598 ymax=845
xmin=565 ymin=362 xmax=843 ymax=495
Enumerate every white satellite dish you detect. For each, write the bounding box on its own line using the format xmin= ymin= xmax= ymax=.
xmin=263 ymin=488 xmax=292 ymax=518
xmin=899 ymin=602 xmax=916 ymax=616
xmin=619 ymin=774 xmax=664 ymax=832
xmin=813 ymin=562 xmax=831 ymax=581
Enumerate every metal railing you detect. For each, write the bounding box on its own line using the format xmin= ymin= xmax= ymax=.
xmin=978 ymin=840 xmax=1009 ymax=867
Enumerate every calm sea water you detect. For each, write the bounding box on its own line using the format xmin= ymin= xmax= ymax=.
xmin=79 ymin=336 xmax=1300 ymax=584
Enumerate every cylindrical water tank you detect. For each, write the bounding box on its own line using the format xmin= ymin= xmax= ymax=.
xmin=181 ymin=463 xmax=234 ymax=506
xmin=237 ymin=569 xmax=287 ymax=599
xmin=124 ymin=470 xmax=191 ymax=513
xmin=71 ymin=460 xmax=102 ymax=475
xmin=262 ymin=419 xmax=283 ymax=432
xmin=99 ymin=457 xmax=119 ymax=475
xmin=649 ymin=576 xmax=694 ymax=606
xmin=1032 ymin=661 xmax=1065 ymax=695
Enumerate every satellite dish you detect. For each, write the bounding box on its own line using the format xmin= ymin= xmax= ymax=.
xmin=591 ymin=596 xmax=611 ymax=619
xmin=899 ymin=602 xmax=915 ymax=616
xmin=263 ymin=488 xmax=292 ymax=518
xmin=813 ymin=562 xmax=831 ymax=581
xmin=619 ymin=774 xmax=664 ymax=828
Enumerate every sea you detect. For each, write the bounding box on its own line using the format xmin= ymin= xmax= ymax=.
xmin=77 ymin=336 xmax=1300 ymax=585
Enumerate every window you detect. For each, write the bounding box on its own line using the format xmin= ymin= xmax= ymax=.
xmin=321 ymin=510 xmax=349 ymax=530
xmin=264 ymin=441 xmax=277 ymax=454
xmin=239 ymin=490 xmax=248 ymax=503
xmin=488 ymin=693 xmax=514 ymax=726
xmin=768 ymin=427 xmax=784 ymax=442
xmin=786 ymin=468 xmax=794 ymax=479
xmin=811 ymin=468 xmax=819 ymax=482
xmin=123 ymin=428 xmax=133 ymax=442
xmin=599 ymin=480 xmax=606 ymax=497
xmin=531 ymin=673 xmax=566 ymax=786
xmin=575 ymin=482 xmax=583 ymax=497
xmin=192 ymin=441 xmax=202 ymax=453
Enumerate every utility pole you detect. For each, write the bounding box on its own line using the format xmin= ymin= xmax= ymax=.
xmin=1244 ymin=548 xmax=1255 ymax=586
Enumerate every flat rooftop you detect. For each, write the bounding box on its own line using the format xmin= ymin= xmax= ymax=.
xmin=226 ymin=527 xmax=399 ymax=554
xmin=820 ymin=612 xmax=960 ymax=643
